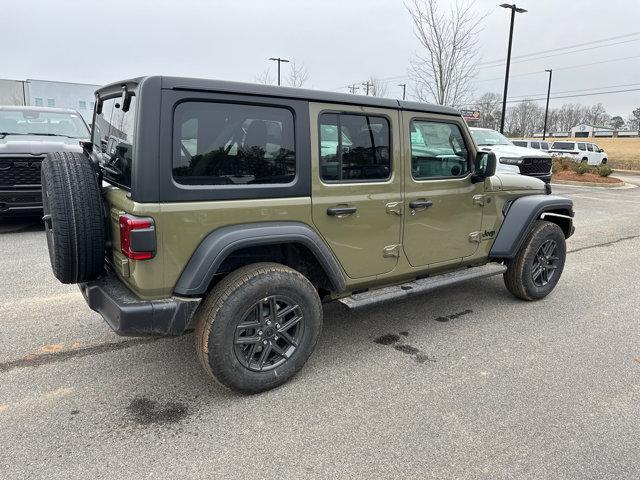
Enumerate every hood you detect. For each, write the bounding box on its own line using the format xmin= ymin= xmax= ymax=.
xmin=480 ymin=144 xmax=550 ymax=159
xmin=495 ymin=172 xmax=545 ymax=191
xmin=0 ymin=134 xmax=85 ymax=156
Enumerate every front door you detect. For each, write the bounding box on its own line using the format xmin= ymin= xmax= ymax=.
xmin=310 ymin=103 xmax=402 ymax=279
xmin=402 ymin=113 xmax=484 ymax=267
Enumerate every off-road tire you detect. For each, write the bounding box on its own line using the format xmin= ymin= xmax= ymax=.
xmin=601 ymin=158 xmax=608 ymax=165
xmin=41 ymin=151 xmax=105 ymax=284
xmin=194 ymin=263 xmax=323 ymax=393
xmin=503 ymin=220 xmax=566 ymax=301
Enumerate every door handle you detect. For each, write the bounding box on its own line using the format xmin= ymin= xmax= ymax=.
xmin=409 ymin=200 xmax=433 ymax=210
xmin=326 ymin=206 xmax=357 ymax=216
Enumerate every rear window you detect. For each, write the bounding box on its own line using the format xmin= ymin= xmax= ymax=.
xmin=172 ymin=102 xmax=295 ymax=185
xmin=93 ymin=95 xmax=137 ymax=189
xmin=552 ymin=142 xmax=575 ymax=150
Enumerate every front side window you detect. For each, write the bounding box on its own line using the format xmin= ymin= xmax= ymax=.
xmin=93 ymin=95 xmax=137 ymax=188
xmin=410 ymin=120 xmax=469 ymax=179
xmin=173 ymin=102 xmax=295 ymax=186
xmin=319 ymin=113 xmax=390 ymax=182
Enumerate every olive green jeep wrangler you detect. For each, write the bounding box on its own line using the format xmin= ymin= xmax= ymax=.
xmin=41 ymin=76 xmax=574 ymax=393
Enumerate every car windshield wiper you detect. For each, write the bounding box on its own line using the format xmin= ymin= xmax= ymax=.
xmin=25 ymin=132 xmax=79 ymax=139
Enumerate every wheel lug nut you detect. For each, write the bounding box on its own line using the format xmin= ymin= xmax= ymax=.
xmin=275 ymin=323 xmax=280 ymax=328
xmin=258 ymin=330 xmax=263 ymax=336
xmin=263 ymin=340 xmax=268 ymax=345
xmin=266 ymin=320 xmax=271 ymax=326
xmin=274 ymin=335 xmax=279 ymax=340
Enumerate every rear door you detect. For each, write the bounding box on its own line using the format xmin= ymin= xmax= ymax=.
xmin=310 ymin=103 xmax=402 ymax=279
xmin=402 ymin=112 xmax=484 ymax=267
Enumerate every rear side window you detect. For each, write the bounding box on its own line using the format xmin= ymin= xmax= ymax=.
xmin=541 ymin=142 xmax=549 ymax=149
xmin=577 ymin=143 xmax=586 ymax=151
xmin=512 ymin=141 xmax=527 ymax=147
xmin=319 ymin=113 xmax=390 ymax=182
xmin=410 ymin=120 xmax=469 ymax=179
xmin=552 ymin=142 xmax=575 ymax=150
xmin=172 ymin=102 xmax=295 ymax=186
xmin=531 ymin=141 xmax=540 ymax=149
xmin=93 ymin=95 xmax=137 ymax=189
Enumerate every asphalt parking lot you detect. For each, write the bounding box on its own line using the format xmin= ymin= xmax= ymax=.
xmin=1 ymin=175 xmax=639 ymax=479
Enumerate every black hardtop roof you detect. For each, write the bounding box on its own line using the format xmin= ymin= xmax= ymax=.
xmin=97 ymin=76 xmax=461 ymax=117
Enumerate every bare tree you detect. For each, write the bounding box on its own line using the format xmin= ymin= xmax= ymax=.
xmin=474 ymin=92 xmax=502 ymax=130
xmin=406 ymin=0 xmax=485 ymax=106
xmin=286 ymin=59 xmax=310 ymax=88
xmin=254 ymin=69 xmax=274 ymax=85
xmin=506 ymin=100 xmax=543 ymax=137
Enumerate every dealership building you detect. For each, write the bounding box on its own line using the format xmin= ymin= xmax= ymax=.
xmin=0 ymin=78 xmax=99 ymax=123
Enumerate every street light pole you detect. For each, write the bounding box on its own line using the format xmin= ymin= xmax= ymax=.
xmin=542 ymin=69 xmax=553 ymax=141
xmin=398 ymin=83 xmax=407 ymax=100
xmin=499 ymin=3 xmax=527 ymax=134
xmin=268 ymin=57 xmax=290 ymax=86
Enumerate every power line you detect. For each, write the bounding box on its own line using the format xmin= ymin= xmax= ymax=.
xmin=477 ymin=38 xmax=640 ymax=70
xmin=507 ymin=82 xmax=640 ymax=100
xmin=472 ymin=54 xmax=640 ymax=84
xmin=477 ymin=31 xmax=640 ymax=66
xmin=467 ymin=87 xmax=640 ymax=107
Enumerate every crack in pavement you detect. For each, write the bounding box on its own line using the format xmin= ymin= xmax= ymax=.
xmin=0 ymin=338 xmax=161 ymax=374
xmin=568 ymin=234 xmax=640 ymax=254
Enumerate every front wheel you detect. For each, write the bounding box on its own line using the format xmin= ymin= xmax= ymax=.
xmin=503 ymin=221 xmax=566 ymax=301
xmin=194 ymin=263 xmax=323 ymax=393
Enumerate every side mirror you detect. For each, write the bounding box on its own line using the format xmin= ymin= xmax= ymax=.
xmin=471 ymin=151 xmax=497 ymax=183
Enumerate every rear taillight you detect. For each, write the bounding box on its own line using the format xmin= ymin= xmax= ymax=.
xmin=119 ymin=214 xmax=156 ymax=260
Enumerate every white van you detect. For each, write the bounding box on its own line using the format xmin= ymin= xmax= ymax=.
xmin=512 ymin=140 xmax=551 ymax=152
xmin=548 ymin=141 xmax=608 ymax=165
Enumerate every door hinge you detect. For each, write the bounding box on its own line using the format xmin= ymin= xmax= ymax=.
xmin=383 ymin=244 xmax=401 ymax=257
xmin=385 ymin=201 xmax=403 ymax=215
xmin=473 ymin=194 xmax=487 ymax=206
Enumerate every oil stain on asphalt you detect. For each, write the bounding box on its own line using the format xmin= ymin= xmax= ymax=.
xmin=127 ymin=397 xmax=188 ymax=426
xmin=374 ymin=332 xmax=434 ymax=364
xmin=434 ymin=309 xmax=473 ymax=323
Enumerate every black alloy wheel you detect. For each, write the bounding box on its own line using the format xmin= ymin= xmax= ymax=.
xmin=234 ymin=295 xmax=304 ymax=372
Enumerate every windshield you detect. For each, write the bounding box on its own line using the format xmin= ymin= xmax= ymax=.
xmin=92 ymin=94 xmax=137 ymax=189
xmin=470 ymin=129 xmax=512 ymax=146
xmin=0 ymin=109 xmax=89 ymax=139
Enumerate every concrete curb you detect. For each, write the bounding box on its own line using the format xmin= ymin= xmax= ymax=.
xmin=552 ymin=179 xmax=635 ymax=189
xmin=612 ymin=168 xmax=640 ymax=174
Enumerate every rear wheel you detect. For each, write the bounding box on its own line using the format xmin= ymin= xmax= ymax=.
xmin=601 ymin=158 xmax=608 ymax=165
xmin=194 ymin=263 xmax=322 ymax=393
xmin=503 ymin=221 xmax=566 ymax=301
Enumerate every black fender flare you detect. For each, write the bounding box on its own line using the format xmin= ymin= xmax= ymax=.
xmin=490 ymin=194 xmax=574 ymax=259
xmin=174 ymin=221 xmax=346 ymax=296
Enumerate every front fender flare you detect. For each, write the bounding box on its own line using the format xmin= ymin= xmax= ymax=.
xmin=174 ymin=221 xmax=346 ymax=296
xmin=490 ymin=194 xmax=574 ymax=259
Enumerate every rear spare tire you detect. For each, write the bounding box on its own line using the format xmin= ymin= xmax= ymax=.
xmin=41 ymin=151 xmax=105 ymax=284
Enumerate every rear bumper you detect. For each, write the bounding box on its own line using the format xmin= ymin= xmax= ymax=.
xmin=79 ymin=273 xmax=201 ymax=336
xmin=0 ymin=188 xmax=42 ymax=214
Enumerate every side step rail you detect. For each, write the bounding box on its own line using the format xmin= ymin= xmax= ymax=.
xmin=338 ymin=263 xmax=507 ymax=310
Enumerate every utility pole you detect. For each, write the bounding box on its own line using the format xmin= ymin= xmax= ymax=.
xmin=348 ymin=84 xmax=359 ymax=94
xmin=362 ymin=81 xmax=373 ymax=96
xmin=398 ymin=83 xmax=407 ymax=100
xmin=268 ymin=57 xmax=290 ymax=86
xmin=499 ymin=3 xmax=527 ymax=134
xmin=542 ymin=69 xmax=553 ymax=141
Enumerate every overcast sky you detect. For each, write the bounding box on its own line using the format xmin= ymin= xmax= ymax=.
xmin=3 ymin=0 xmax=639 ymax=116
